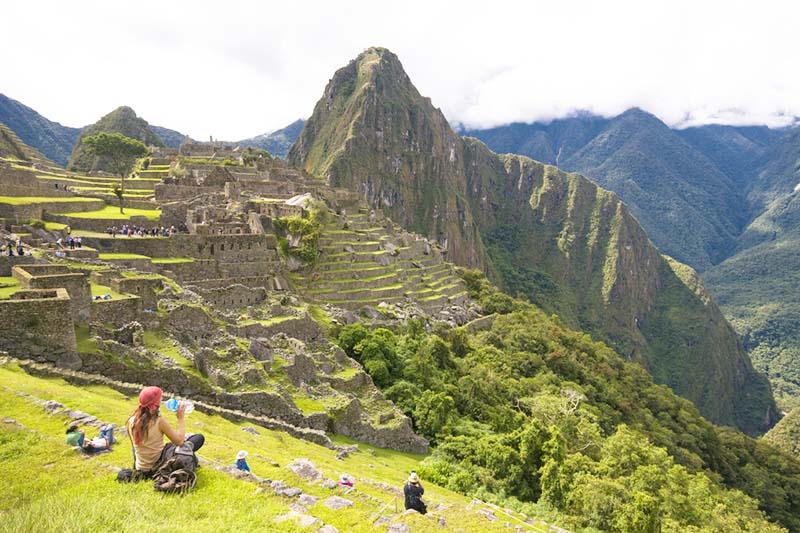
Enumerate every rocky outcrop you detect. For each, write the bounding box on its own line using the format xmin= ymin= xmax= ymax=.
xmin=330 ymin=398 xmax=427 ymax=454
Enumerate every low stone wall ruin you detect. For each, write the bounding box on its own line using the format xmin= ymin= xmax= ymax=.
xmin=12 ymin=264 xmax=91 ymax=322
xmin=90 ymin=297 xmax=142 ymax=326
xmin=0 ymin=288 xmax=80 ymax=368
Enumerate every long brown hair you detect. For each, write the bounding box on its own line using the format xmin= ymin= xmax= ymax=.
xmin=131 ymin=405 xmax=159 ymax=445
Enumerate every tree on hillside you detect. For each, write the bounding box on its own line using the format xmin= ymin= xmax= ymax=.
xmin=81 ymin=132 xmax=148 ymax=214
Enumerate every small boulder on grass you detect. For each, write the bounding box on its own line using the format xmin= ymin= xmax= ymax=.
xmin=323 ymin=496 xmax=353 ymax=510
xmin=287 ymin=458 xmax=322 ymax=481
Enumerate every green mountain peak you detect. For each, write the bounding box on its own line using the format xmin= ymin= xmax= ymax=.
xmin=68 ymin=106 xmax=164 ymax=172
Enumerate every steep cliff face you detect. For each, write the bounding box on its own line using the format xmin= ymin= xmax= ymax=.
xmin=289 ymin=48 xmax=487 ymax=268
xmin=289 ymin=47 xmax=778 ymax=435
xmin=68 ymin=106 xmax=164 ymax=172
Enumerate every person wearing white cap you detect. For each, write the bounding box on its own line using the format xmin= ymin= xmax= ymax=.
xmin=339 ymin=473 xmax=354 ymax=487
xmin=403 ymin=470 xmax=427 ymax=514
xmin=235 ymin=450 xmax=250 ymax=472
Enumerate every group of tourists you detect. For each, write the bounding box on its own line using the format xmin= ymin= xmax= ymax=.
xmin=64 ymin=236 xmax=82 ymax=249
xmin=3 ymin=239 xmax=25 ymax=256
xmin=106 ymin=225 xmax=177 ymax=238
xmin=65 ymin=384 xmax=428 ymax=512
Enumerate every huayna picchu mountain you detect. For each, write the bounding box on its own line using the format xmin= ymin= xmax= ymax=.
xmin=68 ymin=106 xmax=164 ymax=172
xmin=290 ymin=47 xmax=778 ymax=435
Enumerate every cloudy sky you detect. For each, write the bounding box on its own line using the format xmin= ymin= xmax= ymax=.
xmin=2 ymin=0 xmax=798 ymax=139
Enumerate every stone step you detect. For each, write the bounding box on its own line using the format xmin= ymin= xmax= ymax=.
xmin=322 ymin=295 xmax=406 ymax=309
xmin=323 ymin=250 xmax=393 ymax=261
xmin=308 ymin=284 xmax=405 ymax=301
xmin=62 ymin=248 xmax=99 ymax=259
xmin=315 ymin=260 xmax=380 ymax=272
xmin=312 ymin=272 xmax=400 ymax=291
xmin=316 ymin=265 xmax=400 ymax=282
xmin=320 ymin=241 xmax=384 ymax=253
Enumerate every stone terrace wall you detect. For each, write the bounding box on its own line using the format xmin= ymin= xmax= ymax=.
xmin=0 ymin=166 xmax=74 ymax=197
xmin=0 ymin=198 xmax=106 ymax=221
xmin=0 ymin=288 xmax=80 ymax=368
xmin=12 ymin=264 xmax=91 ymax=322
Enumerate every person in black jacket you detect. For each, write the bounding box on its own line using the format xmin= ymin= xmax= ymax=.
xmin=403 ymin=471 xmax=427 ymax=514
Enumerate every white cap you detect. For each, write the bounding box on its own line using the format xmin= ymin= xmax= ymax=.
xmin=236 ymin=450 xmax=248 ymax=460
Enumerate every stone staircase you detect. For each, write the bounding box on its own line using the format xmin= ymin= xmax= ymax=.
xmin=295 ymin=209 xmax=469 ymax=314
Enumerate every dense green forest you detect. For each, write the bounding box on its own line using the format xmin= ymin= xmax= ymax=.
xmin=334 ymin=271 xmax=799 ymax=532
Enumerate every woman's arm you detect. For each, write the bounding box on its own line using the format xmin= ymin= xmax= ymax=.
xmin=158 ymin=411 xmax=186 ymax=445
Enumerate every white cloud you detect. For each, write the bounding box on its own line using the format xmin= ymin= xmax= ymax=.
xmin=1 ymin=0 xmax=798 ymax=139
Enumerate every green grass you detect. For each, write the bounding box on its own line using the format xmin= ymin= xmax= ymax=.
xmin=143 ymin=330 xmax=202 ymax=377
xmin=75 ymin=323 xmax=100 ymax=353
xmin=238 ymin=315 xmax=299 ymax=327
xmin=0 ymin=196 xmax=99 ymax=206
xmin=90 ymin=283 xmax=134 ymax=300
xmin=43 ymin=221 xmax=67 ymax=231
xmin=98 ymin=253 xmax=150 ymax=261
xmin=0 ymin=276 xmax=20 ymax=299
xmin=56 ymin=206 xmax=161 ymax=221
xmin=150 ymin=257 xmax=194 ymax=264
xmin=0 ymin=363 xmax=551 ymax=532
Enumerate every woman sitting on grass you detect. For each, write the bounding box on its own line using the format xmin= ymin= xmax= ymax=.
xmin=126 ymin=386 xmax=205 ymax=477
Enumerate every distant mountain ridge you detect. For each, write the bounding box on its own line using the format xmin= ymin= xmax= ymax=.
xmin=238 ymin=119 xmax=305 ymax=159
xmin=0 ymin=94 xmax=81 ymax=167
xmin=289 ymin=47 xmax=778 ymax=435
xmin=466 ymin=111 xmax=788 ymax=271
xmin=0 ymin=94 xmax=190 ymax=167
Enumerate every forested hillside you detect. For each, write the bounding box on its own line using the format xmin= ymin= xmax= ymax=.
xmin=332 ymin=274 xmax=800 ymax=531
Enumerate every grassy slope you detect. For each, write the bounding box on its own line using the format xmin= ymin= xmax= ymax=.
xmin=0 ymin=363 xmax=551 ymax=533
xmin=56 ymin=206 xmax=161 ymax=221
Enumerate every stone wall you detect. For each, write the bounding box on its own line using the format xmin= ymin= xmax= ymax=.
xmin=0 ymin=254 xmax=41 ymax=276
xmin=111 ymin=277 xmax=163 ymax=309
xmin=155 ymin=184 xmax=222 ymax=202
xmin=82 ymin=233 xmax=278 ymax=261
xmin=0 ymin=199 xmax=106 ymax=222
xmin=0 ymin=166 xmax=73 ymax=197
xmin=194 ymin=284 xmax=267 ymax=309
xmin=90 ymin=297 xmax=142 ymax=326
xmin=232 ymin=314 xmax=323 ymax=342
xmin=0 ymin=288 xmax=80 ymax=368
xmin=12 ymin=264 xmax=91 ymax=322
xmin=155 ymin=259 xmax=219 ymax=282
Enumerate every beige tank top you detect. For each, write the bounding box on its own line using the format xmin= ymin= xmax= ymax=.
xmin=127 ymin=415 xmax=165 ymax=471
